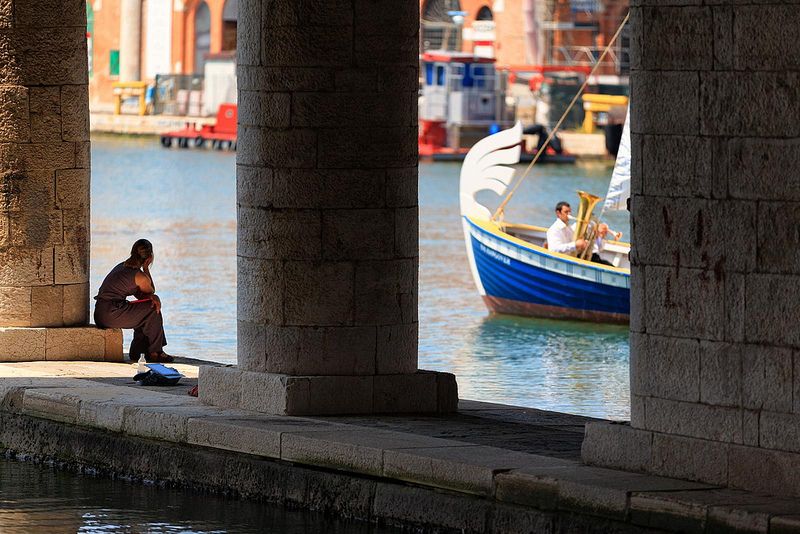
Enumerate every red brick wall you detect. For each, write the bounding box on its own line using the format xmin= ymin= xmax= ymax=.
xmin=88 ymin=0 xmax=122 ymax=109
xmin=89 ymin=0 xmax=233 ymax=108
xmin=493 ymin=0 xmax=528 ymax=66
xmin=419 ymin=0 xmax=628 ymax=69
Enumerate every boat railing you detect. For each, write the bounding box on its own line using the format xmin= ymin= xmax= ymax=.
xmin=498 ymin=221 xmax=548 ymax=247
xmin=499 ymin=221 xmax=546 ymax=233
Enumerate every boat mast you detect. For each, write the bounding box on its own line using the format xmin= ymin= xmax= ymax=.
xmin=491 ymin=11 xmax=630 ymax=222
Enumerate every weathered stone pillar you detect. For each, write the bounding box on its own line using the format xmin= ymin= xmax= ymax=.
xmin=199 ymin=0 xmax=457 ymax=415
xmin=583 ymin=5 xmax=800 ymax=498
xmin=119 ymin=0 xmax=142 ymax=82
xmin=0 ymin=0 xmax=122 ymax=361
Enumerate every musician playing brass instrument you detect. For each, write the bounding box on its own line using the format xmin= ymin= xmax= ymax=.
xmin=546 ymin=201 xmax=588 ymax=256
xmin=546 ymin=196 xmax=620 ymax=265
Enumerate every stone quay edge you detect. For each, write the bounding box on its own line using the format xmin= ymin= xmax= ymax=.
xmin=1 ymin=360 xmax=800 ymax=533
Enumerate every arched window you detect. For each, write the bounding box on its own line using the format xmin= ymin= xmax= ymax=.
xmin=476 ymin=6 xmax=493 ymax=20
xmin=222 ymin=0 xmax=237 ymax=52
xmin=422 ymin=0 xmax=462 ymax=21
xmin=421 ymin=0 xmax=463 ymax=51
xmin=194 ymin=1 xmax=211 ymax=73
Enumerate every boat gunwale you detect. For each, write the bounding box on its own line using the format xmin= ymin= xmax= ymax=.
xmin=498 ymin=221 xmax=628 ymax=248
xmin=465 ymin=215 xmax=631 ymax=276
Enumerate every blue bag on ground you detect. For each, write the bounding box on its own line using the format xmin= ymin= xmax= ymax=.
xmin=133 ymin=363 xmax=184 ymax=386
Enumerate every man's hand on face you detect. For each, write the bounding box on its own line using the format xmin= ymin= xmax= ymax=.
xmin=143 ymin=255 xmax=153 ymax=270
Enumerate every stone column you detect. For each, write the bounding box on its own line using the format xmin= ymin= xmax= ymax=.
xmin=0 ymin=0 xmax=122 ymax=362
xmin=119 ymin=0 xmax=142 ymax=82
xmin=583 ymin=5 xmax=800 ymax=498
xmin=199 ymin=0 xmax=457 ymax=415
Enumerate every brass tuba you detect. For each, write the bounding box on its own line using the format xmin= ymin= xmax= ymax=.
xmin=573 ymin=191 xmax=603 ymax=252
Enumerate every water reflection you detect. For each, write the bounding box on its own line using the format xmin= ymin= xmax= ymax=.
xmin=416 ymin=159 xmax=630 ymax=419
xmin=91 ymin=136 xmax=631 ymax=419
xmin=466 ymin=316 xmax=629 ymax=419
xmin=0 ymin=458 xmax=397 ymax=533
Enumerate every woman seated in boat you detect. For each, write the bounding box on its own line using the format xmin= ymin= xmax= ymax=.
xmin=94 ymin=239 xmax=173 ymax=363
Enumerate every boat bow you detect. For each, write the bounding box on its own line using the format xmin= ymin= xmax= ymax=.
xmin=457 ymin=122 xmax=631 ymax=323
xmin=459 ymin=121 xmax=523 ymax=220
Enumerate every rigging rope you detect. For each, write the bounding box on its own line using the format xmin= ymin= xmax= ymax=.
xmin=491 ymin=11 xmax=631 ymax=222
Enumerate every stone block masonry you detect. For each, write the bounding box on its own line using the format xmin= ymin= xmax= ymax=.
xmin=0 ymin=0 xmax=89 ymax=329
xmin=0 ymin=327 xmax=123 ymax=362
xmin=6 ymin=361 xmax=800 ymax=534
xmin=201 ymin=0 xmax=456 ymax=414
xmin=0 ymin=0 xmax=121 ymax=362
xmin=584 ymin=3 xmax=800 ymax=498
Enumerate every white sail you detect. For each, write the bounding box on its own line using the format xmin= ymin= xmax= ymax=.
xmin=603 ymin=107 xmax=631 ymax=212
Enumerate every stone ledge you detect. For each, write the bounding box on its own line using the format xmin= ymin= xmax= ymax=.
xmin=384 ymin=444 xmax=570 ymax=497
xmin=7 ymin=404 xmax=796 ymax=534
xmin=496 ymin=465 xmax=711 ymax=522
xmin=122 ymin=405 xmax=243 ymax=442
xmin=5 ymin=368 xmax=800 ymax=533
xmin=197 ymin=365 xmax=458 ymax=415
xmin=187 ymin=415 xmax=343 ymax=459
xmin=0 ymin=412 xmax=643 ymax=534
xmin=0 ymin=326 xmax=123 ymax=362
xmin=582 ymin=421 xmax=800 ymax=499
xmin=281 ymin=428 xmax=466 ymax=477
xmin=629 ymin=488 xmax=800 ymax=534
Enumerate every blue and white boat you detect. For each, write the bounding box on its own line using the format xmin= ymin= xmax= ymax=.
xmin=459 ymin=120 xmax=631 ymax=323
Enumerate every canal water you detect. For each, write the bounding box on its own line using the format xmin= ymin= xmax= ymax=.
xmin=0 ymin=456 xmax=400 ymax=533
xmin=4 ymin=137 xmax=631 ymax=533
xmin=90 ymin=135 xmax=630 ymax=421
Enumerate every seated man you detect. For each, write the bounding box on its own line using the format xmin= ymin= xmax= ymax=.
xmin=546 ymin=201 xmax=587 ymax=257
xmin=589 ymin=223 xmax=615 ymax=266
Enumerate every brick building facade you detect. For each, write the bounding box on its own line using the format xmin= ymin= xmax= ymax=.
xmin=87 ymin=0 xmax=236 ymax=110
xmin=86 ymin=0 xmax=627 ymax=110
xmin=422 ymin=0 xmax=628 ymax=71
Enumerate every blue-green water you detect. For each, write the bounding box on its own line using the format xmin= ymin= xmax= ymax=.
xmin=3 ymin=137 xmax=630 ymax=532
xmin=91 ymin=136 xmax=630 ymax=421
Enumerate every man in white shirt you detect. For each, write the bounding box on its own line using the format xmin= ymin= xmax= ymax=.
xmin=546 ymin=201 xmax=588 ymax=256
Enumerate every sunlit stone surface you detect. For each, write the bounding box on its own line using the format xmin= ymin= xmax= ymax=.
xmin=0 ymin=0 xmax=90 ymax=329
xmin=0 ymin=0 xmax=120 ymax=362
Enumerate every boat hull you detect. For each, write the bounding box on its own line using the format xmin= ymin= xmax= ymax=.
xmin=464 ymin=216 xmax=630 ymax=323
xmin=482 ymin=295 xmax=629 ymax=324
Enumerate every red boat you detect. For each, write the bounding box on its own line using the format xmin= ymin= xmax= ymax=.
xmin=160 ymin=103 xmax=237 ymax=150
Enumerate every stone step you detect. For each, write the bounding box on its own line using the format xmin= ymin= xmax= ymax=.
xmin=0 ymin=326 xmax=123 ymax=362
